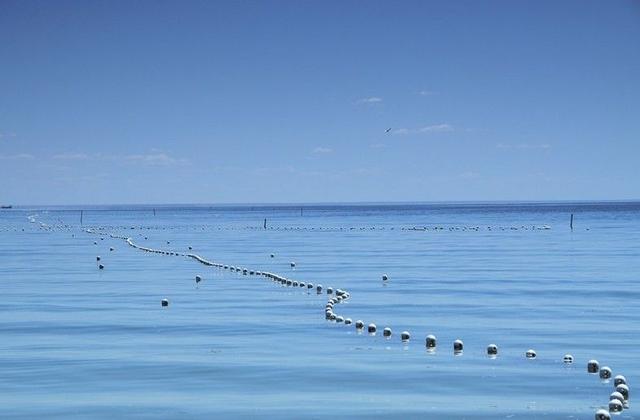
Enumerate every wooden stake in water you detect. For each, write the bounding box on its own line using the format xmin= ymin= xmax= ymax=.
xmin=80 ymin=210 xmax=83 ymax=225
xmin=153 ymin=208 xmax=156 ymax=216
xmin=570 ymin=213 xmax=574 ymax=230
xmin=263 ymin=218 xmax=267 ymax=229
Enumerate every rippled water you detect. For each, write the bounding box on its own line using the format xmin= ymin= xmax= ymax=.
xmin=1 ymin=202 xmax=638 ymax=419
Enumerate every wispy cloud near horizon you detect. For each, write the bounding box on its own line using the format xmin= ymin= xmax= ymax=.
xmin=0 ymin=153 xmax=34 ymax=160
xmin=392 ymin=124 xmax=454 ymax=135
xmin=52 ymin=153 xmax=91 ymax=160
xmin=123 ymin=152 xmax=189 ymax=166
xmin=356 ymin=96 xmax=383 ymax=105
xmin=497 ymin=143 xmax=551 ymax=150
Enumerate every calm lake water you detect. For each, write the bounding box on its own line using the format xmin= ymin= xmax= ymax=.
xmin=1 ymin=202 xmax=638 ymax=419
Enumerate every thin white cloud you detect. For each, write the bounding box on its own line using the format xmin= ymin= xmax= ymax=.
xmin=52 ymin=153 xmax=90 ymax=160
xmin=497 ymin=143 xmax=551 ymax=150
xmin=356 ymin=96 xmax=383 ymax=104
xmin=458 ymin=171 xmax=480 ymax=180
xmin=392 ymin=124 xmax=454 ymax=135
xmin=312 ymin=147 xmax=333 ymax=154
xmin=0 ymin=153 xmax=34 ymax=160
xmin=123 ymin=152 xmax=189 ymax=166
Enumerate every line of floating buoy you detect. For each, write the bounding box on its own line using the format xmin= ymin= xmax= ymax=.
xmin=84 ymin=228 xmax=629 ymax=417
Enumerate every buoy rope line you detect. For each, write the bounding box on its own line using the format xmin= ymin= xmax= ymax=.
xmin=85 ymin=228 xmax=628 ymax=419
xmin=35 ymin=223 xmax=556 ymax=233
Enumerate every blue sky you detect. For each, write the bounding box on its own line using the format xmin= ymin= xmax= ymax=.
xmin=1 ymin=0 xmax=638 ymax=205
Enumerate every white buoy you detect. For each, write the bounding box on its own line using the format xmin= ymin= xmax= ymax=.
xmin=614 ymin=375 xmax=627 ymax=386
xmin=563 ymin=354 xmax=574 ymax=364
xmin=344 ymin=318 xmax=352 ymax=325
xmin=382 ymin=274 xmax=388 ymax=281
xmin=355 ymin=320 xmax=364 ymax=329
xmin=161 ymin=299 xmax=169 ymax=307
xmin=610 ymin=392 xmax=625 ymax=402
xmin=487 ymin=344 xmax=498 ymax=356
xmin=383 ymin=327 xmax=392 ymax=337
xmin=587 ymin=360 xmax=600 ymax=373
xmin=526 ymin=349 xmax=537 ymax=359
xmin=615 ymin=384 xmax=629 ymax=401
xmin=426 ymin=335 xmax=437 ymax=350
xmin=609 ymin=399 xmax=623 ymax=413
xmin=599 ymin=366 xmax=612 ymax=380
xmin=453 ymin=339 xmax=464 ymax=353
xmin=594 ymin=408 xmax=611 ymax=420
xmin=401 ymin=331 xmax=410 ymax=342
xmin=368 ymin=323 xmax=377 ymax=334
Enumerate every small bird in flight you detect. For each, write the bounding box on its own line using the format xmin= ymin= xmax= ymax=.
xmin=385 ymin=128 xmax=392 ymax=133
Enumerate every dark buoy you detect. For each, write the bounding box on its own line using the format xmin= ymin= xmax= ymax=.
xmin=344 ymin=318 xmax=352 ymax=325
xmin=383 ymin=327 xmax=392 ymax=337
xmin=161 ymin=299 xmax=169 ymax=307
xmin=563 ymin=354 xmax=574 ymax=364
xmin=98 ymin=264 xmax=104 ymax=269
xmin=290 ymin=262 xmax=296 ymax=268
xmin=614 ymin=375 xmax=627 ymax=387
xmin=382 ymin=274 xmax=388 ymax=281
xmin=195 ymin=275 xmax=202 ymax=284
xmin=487 ymin=344 xmax=498 ymax=356
xmin=608 ymin=399 xmax=623 ymax=413
xmin=599 ymin=366 xmax=612 ymax=380
xmin=327 ymin=287 xmax=333 ymax=294
xmin=188 ymin=246 xmax=192 ymax=250
xmin=426 ymin=335 xmax=437 ymax=350
xmin=355 ymin=320 xmax=364 ymax=329
xmin=316 ymin=284 xmax=323 ymax=293
xmin=109 ymin=247 xmax=114 ymax=251
xmin=453 ymin=339 xmax=463 ymax=354
xmin=526 ymin=349 xmax=537 ymax=359
xmin=615 ymin=384 xmax=629 ymax=401
xmin=595 ymin=409 xmax=611 ymax=420
xmin=96 ymin=256 xmax=101 ymax=261
xmin=587 ymin=360 xmax=600 ymax=374
xmin=401 ymin=331 xmax=410 ymax=342
xmin=368 ymin=323 xmax=377 ymax=334
xmin=270 ymin=253 xmax=275 ymax=258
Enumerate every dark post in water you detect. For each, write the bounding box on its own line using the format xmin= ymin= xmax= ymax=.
xmin=263 ymin=218 xmax=267 ymax=229
xmin=80 ymin=210 xmax=83 ymax=225
xmin=570 ymin=213 xmax=574 ymax=230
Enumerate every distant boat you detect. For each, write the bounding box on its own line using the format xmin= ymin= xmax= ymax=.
xmin=1 ymin=205 xmax=12 ymax=209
